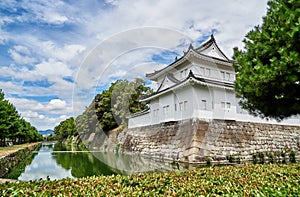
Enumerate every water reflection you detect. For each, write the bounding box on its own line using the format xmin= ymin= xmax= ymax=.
xmin=92 ymin=152 xmax=181 ymax=175
xmin=11 ymin=142 xmax=200 ymax=181
xmin=18 ymin=143 xmax=73 ymax=181
xmin=52 ymin=143 xmax=118 ymax=177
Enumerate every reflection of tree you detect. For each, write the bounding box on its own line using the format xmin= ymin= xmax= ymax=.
xmin=4 ymin=145 xmax=41 ymax=179
xmin=52 ymin=143 xmax=118 ymax=177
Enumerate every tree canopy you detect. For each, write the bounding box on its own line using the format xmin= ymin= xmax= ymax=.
xmin=0 ymin=89 xmax=42 ymax=146
xmin=233 ymin=0 xmax=300 ymax=120
xmin=75 ymin=78 xmax=153 ymax=134
xmin=54 ymin=117 xmax=78 ymax=140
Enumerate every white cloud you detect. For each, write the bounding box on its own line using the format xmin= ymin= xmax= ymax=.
xmin=39 ymin=41 xmax=86 ymax=62
xmin=0 ymin=65 xmax=42 ymax=81
xmin=47 ymin=99 xmax=67 ymax=111
xmin=1 ymin=0 xmax=270 ymax=130
xmin=13 ymin=45 xmax=31 ymax=54
xmin=8 ymin=45 xmax=36 ymax=64
xmin=7 ymin=97 xmax=73 ymax=130
xmin=84 ymin=0 xmax=268 ymax=57
xmin=7 ymin=97 xmax=72 ymax=115
xmin=22 ymin=112 xmax=70 ymax=131
xmin=0 ymin=81 xmax=22 ymax=94
xmin=0 ymin=0 xmax=70 ymax=25
xmin=22 ymin=111 xmax=45 ymax=120
xmin=35 ymin=58 xmax=73 ymax=76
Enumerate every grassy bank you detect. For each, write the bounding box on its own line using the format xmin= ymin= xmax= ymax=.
xmin=0 ymin=142 xmax=41 ymax=158
xmin=1 ymin=163 xmax=299 ymax=196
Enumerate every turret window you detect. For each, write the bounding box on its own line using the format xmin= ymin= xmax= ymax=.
xmin=221 ymin=102 xmax=231 ymax=109
xmin=201 ymin=100 xmax=207 ymax=110
xmin=163 ymin=105 xmax=170 ymax=116
xmin=180 ymin=69 xmax=188 ymax=78
xmin=179 ymin=101 xmax=188 ymax=111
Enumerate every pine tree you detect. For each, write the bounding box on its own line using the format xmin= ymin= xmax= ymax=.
xmin=233 ymin=0 xmax=300 ymax=120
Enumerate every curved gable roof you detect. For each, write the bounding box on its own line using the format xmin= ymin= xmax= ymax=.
xmin=195 ymin=35 xmax=229 ymax=61
xmin=146 ymin=35 xmax=232 ymax=80
xmin=141 ymin=70 xmax=234 ymax=102
xmin=156 ymin=72 xmax=181 ymax=92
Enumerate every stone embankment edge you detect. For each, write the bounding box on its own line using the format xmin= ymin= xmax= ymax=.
xmin=118 ymin=119 xmax=300 ymax=163
xmin=0 ymin=142 xmax=41 ymax=182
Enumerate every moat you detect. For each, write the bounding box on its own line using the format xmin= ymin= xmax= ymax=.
xmin=5 ymin=142 xmax=195 ymax=181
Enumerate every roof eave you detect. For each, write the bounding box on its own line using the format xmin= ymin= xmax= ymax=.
xmin=141 ymin=71 xmax=234 ymax=102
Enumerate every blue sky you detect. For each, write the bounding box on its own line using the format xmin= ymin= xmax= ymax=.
xmin=0 ymin=0 xmax=268 ymax=130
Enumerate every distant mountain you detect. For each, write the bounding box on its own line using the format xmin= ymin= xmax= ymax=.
xmin=39 ymin=129 xmax=54 ymax=136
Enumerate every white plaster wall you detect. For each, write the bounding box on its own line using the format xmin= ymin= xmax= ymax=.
xmin=173 ymin=63 xmax=192 ymax=80
xmin=193 ymin=85 xmax=213 ymax=111
xmin=210 ymin=88 xmax=236 ymax=120
xmin=189 ymin=62 xmax=235 ymax=83
xmin=158 ymin=92 xmax=175 ymax=122
xmin=128 ymin=112 xmax=151 ymax=128
xmin=172 ymin=86 xmax=194 ymax=121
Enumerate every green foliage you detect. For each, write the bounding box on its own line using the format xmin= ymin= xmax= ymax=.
xmin=4 ymin=153 xmax=38 ymax=180
xmin=76 ymin=78 xmax=153 ymax=134
xmin=233 ymin=0 xmax=300 ymax=120
xmin=289 ymin=151 xmax=296 ymax=163
xmin=1 ymin=164 xmax=299 ymax=196
xmin=54 ymin=117 xmax=78 ymax=141
xmin=206 ymin=157 xmax=211 ymax=166
xmin=96 ymin=78 xmax=152 ymax=131
xmin=0 ymin=89 xmax=42 ymax=146
xmin=267 ymin=152 xmax=274 ymax=163
xmin=252 ymin=153 xmax=258 ymax=164
xmin=258 ymin=152 xmax=265 ymax=164
xmin=52 ymin=143 xmax=117 ymax=177
xmin=226 ymin=155 xmax=234 ymax=163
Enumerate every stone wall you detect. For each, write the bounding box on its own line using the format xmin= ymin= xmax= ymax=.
xmin=117 ymin=119 xmax=300 ymax=163
xmin=0 ymin=143 xmax=41 ymax=177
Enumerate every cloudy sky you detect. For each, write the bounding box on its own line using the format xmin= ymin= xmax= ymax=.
xmin=0 ymin=0 xmax=268 ymax=130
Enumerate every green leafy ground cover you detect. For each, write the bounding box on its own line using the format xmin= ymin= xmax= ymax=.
xmin=1 ymin=163 xmax=299 ymax=196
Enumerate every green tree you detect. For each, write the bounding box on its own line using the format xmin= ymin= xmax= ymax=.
xmin=75 ymin=78 xmax=153 ymax=134
xmin=94 ymin=85 xmax=117 ymax=131
xmin=0 ymin=89 xmax=42 ymax=146
xmin=233 ymin=0 xmax=300 ymax=120
xmin=0 ymin=90 xmax=10 ymax=146
xmin=54 ymin=117 xmax=78 ymax=140
xmin=94 ymin=78 xmax=152 ymax=132
xmin=111 ymin=78 xmax=153 ymax=125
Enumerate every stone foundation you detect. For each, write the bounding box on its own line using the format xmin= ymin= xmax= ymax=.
xmin=118 ymin=119 xmax=300 ymax=163
xmin=0 ymin=143 xmax=41 ymax=177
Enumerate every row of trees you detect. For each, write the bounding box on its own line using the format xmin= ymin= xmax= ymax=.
xmin=0 ymin=89 xmax=43 ymax=146
xmin=54 ymin=78 xmax=152 ymax=140
xmin=54 ymin=117 xmax=78 ymax=140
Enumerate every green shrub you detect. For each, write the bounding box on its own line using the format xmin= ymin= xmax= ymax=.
xmin=252 ymin=153 xmax=257 ymax=164
xmin=289 ymin=151 xmax=296 ymax=163
xmin=226 ymin=155 xmax=234 ymax=163
xmin=258 ymin=152 xmax=264 ymax=164
xmin=267 ymin=153 xmax=274 ymax=164
xmin=281 ymin=151 xmax=286 ymax=164
xmin=1 ymin=164 xmax=299 ymax=196
xmin=206 ymin=157 xmax=211 ymax=166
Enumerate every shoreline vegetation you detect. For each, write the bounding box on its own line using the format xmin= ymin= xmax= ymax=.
xmin=0 ymin=142 xmax=42 ymax=181
xmin=0 ymin=142 xmax=41 ymax=158
xmin=1 ymin=163 xmax=299 ymax=196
